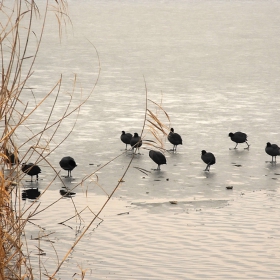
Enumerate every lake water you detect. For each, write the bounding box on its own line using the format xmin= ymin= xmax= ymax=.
xmin=4 ymin=0 xmax=280 ymax=279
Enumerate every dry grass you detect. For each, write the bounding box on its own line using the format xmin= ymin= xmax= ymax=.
xmin=0 ymin=1 xmax=172 ymax=279
xmin=0 ymin=1 xmax=89 ymax=279
xmin=0 ymin=1 xmax=133 ymax=279
xmin=142 ymin=78 xmax=171 ymax=152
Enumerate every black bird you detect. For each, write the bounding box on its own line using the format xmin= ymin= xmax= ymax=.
xmin=59 ymin=156 xmax=77 ymax=177
xmin=120 ymin=131 xmax=132 ymax=150
xmin=228 ymin=132 xmax=250 ymax=149
xmin=149 ymin=150 xmax=167 ymax=170
xmin=168 ymin=128 xmax=182 ymax=151
xmin=4 ymin=148 xmax=19 ymax=166
xmin=265 ymin=142 xmax=280 ymax=163
xmin=22 ymin=163 xmax=41 ymax=181
xmin=201 ymin=150 xmax=216 ymax=171
xmin=130 ymin=133 xmax=142 ymax=154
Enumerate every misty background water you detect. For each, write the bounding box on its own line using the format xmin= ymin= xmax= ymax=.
xmin=8 ymin=0 xmax=280 ymax=279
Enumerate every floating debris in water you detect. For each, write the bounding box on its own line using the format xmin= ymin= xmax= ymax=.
xmin=117 ymin=211 xmax=129 ymax=215
xmin=60 ymin=189 xmax=76 ymax=197
xmin=169 ymin=201 xmax=178 ymax=204
xmin=36 ymin=252 xmax=46 ymax=256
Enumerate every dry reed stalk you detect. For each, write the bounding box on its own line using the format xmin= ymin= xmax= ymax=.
xmin=1 ymin=1 xmax=171 ymax=279
xmin=0 ymin=1 xmax=88 ymax=279
xmin=143 ymin=79 xmax=171 ymax=152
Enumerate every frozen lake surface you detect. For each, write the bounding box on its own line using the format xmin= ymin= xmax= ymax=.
xmin=5 ymin=0 xmax=280 ymax=278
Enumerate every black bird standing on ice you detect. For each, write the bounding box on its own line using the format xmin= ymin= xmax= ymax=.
xmin=265 ymin=142 xmax=280 ymax=163
xmin=4 ymin=148 xmax=19 ymax=166
xmin=22 ymin=163 xmax=41 ymax=181
xmin=130 ymin=133 xmax=142 ymax=154
xmin=228 ymin=132 xmax=250 ymax=149
xmin=149 ymin=150 xmax=167 ymax=170
xmin=201 ymin=150 xmax=216 ymax=171
xmin=168 ymin=128 xmax=182 ymax=151
xmin=120 ymin=131 xmax=132 ymax=150
xmin=59 ymin=156 xmax=77 ymax=177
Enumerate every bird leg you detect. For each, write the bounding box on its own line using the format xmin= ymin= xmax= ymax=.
xmin=271 ymin=156 xmax=277 ymax=163
xmin=234 ymin=143 xmax=238 ymax=149
xmin=244 ymin=142 xmax=250 ymax=149
xmin=204 ymin=162 xmax=212 ymax=171
xmin=29 ymin=175 xmax=37 ymax=182
xmin=169 ymin=145 xmax=175 ymax=152
xmin=67 ymin=170 xmax=72 ymax=177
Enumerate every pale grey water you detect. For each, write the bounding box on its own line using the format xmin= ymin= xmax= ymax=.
xmin=4 ymin=0 xmax=280 ymax=279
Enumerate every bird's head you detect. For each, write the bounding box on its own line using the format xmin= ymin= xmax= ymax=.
xmin=201 ymin=150 xmax=206 ymax=155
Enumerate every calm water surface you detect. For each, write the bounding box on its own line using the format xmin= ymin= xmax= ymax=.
xmin=7 ymin=0 xmax=280 ymax=279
